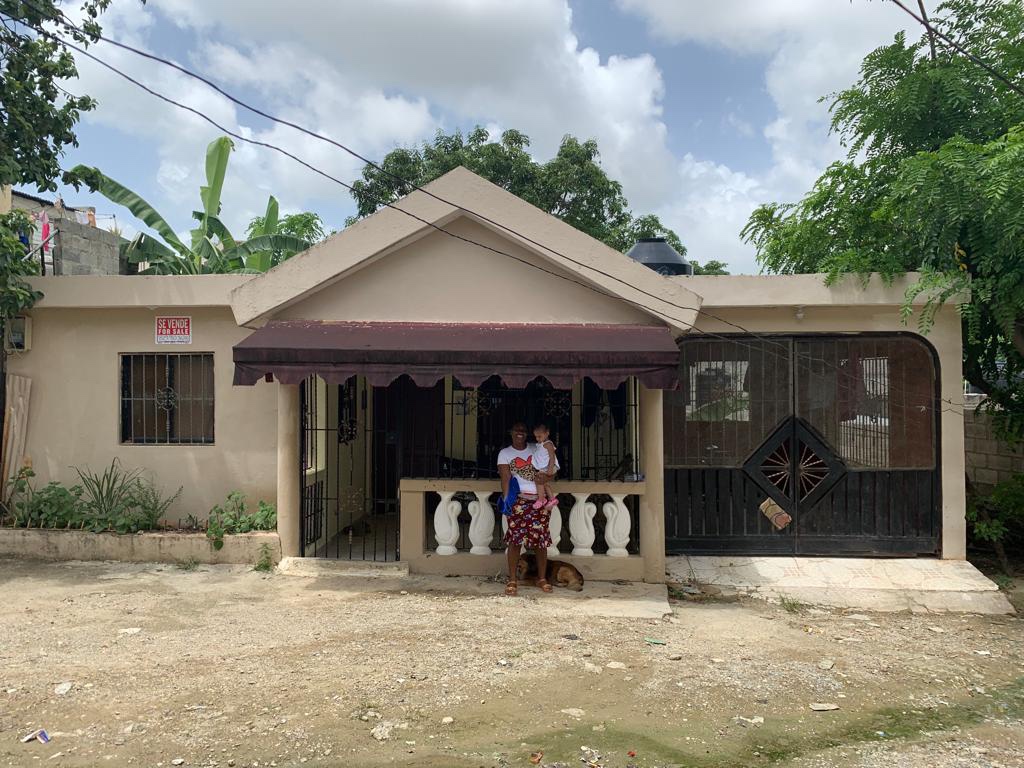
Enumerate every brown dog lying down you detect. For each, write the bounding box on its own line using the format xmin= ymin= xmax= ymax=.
xmin=516 ymin=554 xmax=585 ymax=592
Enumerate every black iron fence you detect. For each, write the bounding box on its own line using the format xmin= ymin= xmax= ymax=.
xmin=299 ymin=375 xmax=640 ymax=561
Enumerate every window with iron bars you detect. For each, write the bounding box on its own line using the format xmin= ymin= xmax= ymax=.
xmin=119 ymin=353 xmax=215 ymax=445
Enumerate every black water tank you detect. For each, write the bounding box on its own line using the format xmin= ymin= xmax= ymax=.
xmin=625 ymin=237 xmax=693 ymax=276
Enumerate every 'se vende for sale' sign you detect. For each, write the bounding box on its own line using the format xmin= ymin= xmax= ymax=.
xmin=155 ymin=316 xmax=192 ymax=345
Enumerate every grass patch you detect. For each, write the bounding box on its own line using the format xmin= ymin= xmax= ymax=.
xmin=777 ymin=594 xmax=806 ymax=613
xmin=511 ymin=678 xmax=1024 ymax=768
xmin=176 ymin=557 xmax=199 ymax=571
xmin=253 ymin=543 xmax=274 ymax=573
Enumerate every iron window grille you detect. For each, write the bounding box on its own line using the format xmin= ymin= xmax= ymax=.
xmin=119 ymin=353 xmax=215 ymax=445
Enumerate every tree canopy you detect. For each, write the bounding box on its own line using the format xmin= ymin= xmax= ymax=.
xmin=0 ymin=0 xmax=116 ymax=325
xmin=0 ymin=0 xmax=112 ymax=190
xmin=350 ymin=127 xmax=727 ymax=275
xmin=742 ymin=0 xmax=1024 ymax=441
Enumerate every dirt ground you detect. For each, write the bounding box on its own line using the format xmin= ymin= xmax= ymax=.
xmin=1 ymin=559 xmax=1022 ymax=768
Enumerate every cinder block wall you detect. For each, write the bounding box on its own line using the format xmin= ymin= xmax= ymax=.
xmin=965 ymin=406 xmax=1024 ymax=490
xmin=55 ymin=219 xmax=121 ymax=275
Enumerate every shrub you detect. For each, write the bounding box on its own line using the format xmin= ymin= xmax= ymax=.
xmin=968 ymin=472 xmax=1024 ymax=574
xmin=4 ymin=462 xmax=182 ymax=534
xmin=6 ymin=468 xmax=86 ymax=528
xmin=133 ymin=476 xmax=184 ymax=530
xmin=207 ymin=492 xmax=277 ymax=549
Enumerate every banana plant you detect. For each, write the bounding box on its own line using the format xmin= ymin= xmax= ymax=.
xmin=70 ymin=136 xmax=310 ymax=274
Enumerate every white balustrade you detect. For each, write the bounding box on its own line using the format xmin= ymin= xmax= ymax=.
xmin=568 ymin=493 xmax=598 ymax=556
xmin=602 ymin=494 xmax=631 ymax=557
xmin=467 ymin=491 xmax=496 ymax=555
xmin=547 ymin=501 xmax=562 ymax=558
xmin=432 ymin=491 xmax=462 ymax=555
xmin=426 ymin=483 xmax=636 ymax=558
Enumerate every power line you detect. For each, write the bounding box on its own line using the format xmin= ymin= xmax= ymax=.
xmin=886 ymin=0 xmax=1024 ymax=98
xmin=16 ymin=0 xmax=968 ymax=415
xmin=26 ymin=22 xmax=964 ymax=417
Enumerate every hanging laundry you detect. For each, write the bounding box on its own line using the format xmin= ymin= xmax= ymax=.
xmin=39 ymin=211 xmax=51 ymax=253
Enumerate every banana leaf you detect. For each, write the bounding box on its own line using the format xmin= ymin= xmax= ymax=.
xmin=192 ymin=212 xmax=237 ymax=250
xmin=69 ymin=165 xmax=188 ymax=256
xmin=223 ymin=234 xmax=311 ymax=273
xmin=192 ymin=136 xmax=234 ymax=252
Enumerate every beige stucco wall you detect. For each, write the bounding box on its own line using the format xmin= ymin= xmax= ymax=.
xmin=232 ymin=167 xmax=702 ymax=331
xmin=689 ymin=301 xmax=966 ymax=560
xmin=7 ymin=291 xmax=277 ymax=522
xmin=276 ymin=217 xmax=658 ymax=326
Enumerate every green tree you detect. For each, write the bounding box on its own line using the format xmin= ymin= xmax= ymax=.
xmin=246 ymin=202 xmax=326 ymax=271
xmin=349 ymin=127 xmax=724 ymax=272
xmin=1 ymin=0 xmax=116 ymax=425
xmin=0 ymin=0 xmax=113 ymax=191
xmin=71 ymin=136 xmax=312 ymax=274
xmin=741 ymin=0 xmax=1024 ymax=440
xmin=0 ymin=210 xmax=41 ymax=316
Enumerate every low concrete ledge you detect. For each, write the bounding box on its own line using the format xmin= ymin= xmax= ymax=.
xmin=278 ymin=556 xmax=409 ymax=578
xmin=668 ymin=555 xmax=1015 ymax=615
xmin=408 ymin=552 xmax=645 ymax=581
xmin=0 ymin=528 xmax=281 ymax=565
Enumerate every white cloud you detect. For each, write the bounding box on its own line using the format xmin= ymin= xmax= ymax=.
xmin=62 ymin=0 xmax=928 ymax=274
xmin=65 ymin=0 xmax=678 ymax=241
xmin=618 ymin=0 xmax=924 ymax=272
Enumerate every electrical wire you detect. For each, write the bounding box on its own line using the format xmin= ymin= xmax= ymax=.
xmin=17 ymin=17 xmax=966 ymax=418
xmin=17 ymin=0 xmax=970 ymax=413
xmin=886 ymin=0 xmax=1024 ymax=98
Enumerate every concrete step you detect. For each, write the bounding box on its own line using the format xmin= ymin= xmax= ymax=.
xmin=666 ymin=555 xmax=1014 ymax=614
xmin=277 ymin=556 xmax=409 ymax=579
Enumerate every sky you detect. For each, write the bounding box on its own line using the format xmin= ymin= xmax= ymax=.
xmin=32 ymin=0 xmax=928 ymax=274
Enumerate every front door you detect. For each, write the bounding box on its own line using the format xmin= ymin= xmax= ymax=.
xmin=664 ymin=335 xmax=941 ymax=556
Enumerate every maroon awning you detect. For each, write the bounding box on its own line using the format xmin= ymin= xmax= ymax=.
xmin=233 ymin=321 xmax=680 ymax=389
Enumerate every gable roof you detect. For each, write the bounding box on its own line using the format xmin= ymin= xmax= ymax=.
xmin=229 ymin=166 xmax=703 ymax=333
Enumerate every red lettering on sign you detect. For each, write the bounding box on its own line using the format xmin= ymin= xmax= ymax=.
xmin=155 ymin=316 xmax=192 ymax=344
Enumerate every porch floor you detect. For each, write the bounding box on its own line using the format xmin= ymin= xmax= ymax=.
xmin=667 ymin=555 xmax=1013 ymax=614
xmin=307 ymin=512 xmax=400 ymax=562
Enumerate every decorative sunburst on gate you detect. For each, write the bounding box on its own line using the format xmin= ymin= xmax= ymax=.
xmin=743 ymin=417 xmax=845 ymax=514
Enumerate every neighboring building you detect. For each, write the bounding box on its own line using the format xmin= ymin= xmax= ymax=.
xmin=4 ymin=168 xmax=968 ymax=582
xmin=1 ymin=186 xmax=124 ymax=275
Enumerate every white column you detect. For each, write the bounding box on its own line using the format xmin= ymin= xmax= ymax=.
xmin=547 ymin=501 xmax=562 ymax=558
xmin=602 ymin=494 xmax=631 ymax=557
xmin=639 ymin=386 xmax=666 ymax=582
xmin=433 ymin=491 xmax=461 ymax=555
xmin=277 ymin=383 xmax=300 ymax=558
xmin=568 ymin=492 xmax=597 ymax=556
xmin=467 ymin=491 xmax=495 ymax=555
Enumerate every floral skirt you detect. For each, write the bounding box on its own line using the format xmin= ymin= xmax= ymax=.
xmin=504 ymin=495 xmax=553 ymax=550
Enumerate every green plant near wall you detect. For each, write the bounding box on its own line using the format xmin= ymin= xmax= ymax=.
xmin=6 ymin=468 xmax=85 ymax=528
xmin=3 ymin=461 xmax=182 ymax=534
xmin=75 ymin=460 xmax=143 ymax=532
xmin=969 ymin=473 xmax=1024 ymax=576
xmin=206 ymin=491 xmax=277 ymax=550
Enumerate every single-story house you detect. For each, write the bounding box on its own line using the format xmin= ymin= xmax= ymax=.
xmin=5 ymin=167 xmax=966 ymax=582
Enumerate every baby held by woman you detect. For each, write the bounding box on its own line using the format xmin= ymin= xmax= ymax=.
xmin=531 ymin=422 xmax=559 ymax=510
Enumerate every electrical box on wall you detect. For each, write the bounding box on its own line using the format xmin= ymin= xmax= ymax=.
xmin=4 ymin=316 xmax=32 ymax=352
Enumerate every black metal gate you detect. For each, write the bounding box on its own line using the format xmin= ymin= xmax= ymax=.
xmin=300 ymin=374 xmax=640 ymax=560
xmin=664 ymin=334 xmax=942 ymax=556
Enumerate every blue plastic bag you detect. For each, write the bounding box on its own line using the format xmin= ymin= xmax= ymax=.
xmin=498 ymin=476 xmax=520 ymax=516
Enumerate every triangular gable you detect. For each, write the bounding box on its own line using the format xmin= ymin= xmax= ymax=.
xmin=229 ymin=167 xmax=703 ymax=333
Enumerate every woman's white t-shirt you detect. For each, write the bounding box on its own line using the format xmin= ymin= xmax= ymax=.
xmin=497 ymin=443 xmax=560 ymax=496
xmin=497 ymin=445 xmax=538 ymax=495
